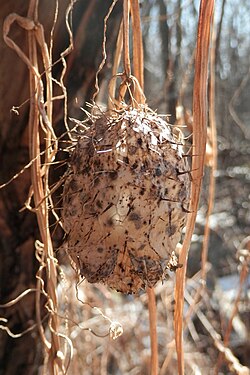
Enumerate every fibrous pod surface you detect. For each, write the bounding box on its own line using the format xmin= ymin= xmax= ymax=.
xmin=62 ymin=106 xmax=190 ymax=293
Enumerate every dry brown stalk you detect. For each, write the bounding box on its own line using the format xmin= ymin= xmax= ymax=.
xmin=123 ymin=0 xmax=131 ymax=79
xmin=147 ymin=287 xmax=159 ymax=375
xmin=201 ymin=12 xmax=217 ymax=282
xmin=130 ymin=0 xmax=144 ymax=103
xmin=26 ymin=1 xmax=60 ymax=373
xmin=126 ymin=2 xmax=158 ymax=372
xmin=2 ymin=0 xmax=78 ymax=373
xmin=184 ymin=4 xmax=218 ymax=325
xmin=174 ymin=1 xmax=215 ymax=374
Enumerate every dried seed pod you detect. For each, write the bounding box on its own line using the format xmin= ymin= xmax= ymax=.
xmin=62 ymin=106 xmax=190 ymax=293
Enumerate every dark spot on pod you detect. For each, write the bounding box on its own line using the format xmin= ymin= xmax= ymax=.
xmin=79 ymin=191 xmax=90 ymax=204
xmin=118 ymin=262 xmax=125 ymax=272
xmin=155 ymin=168 xmax=162 ymax=176
xmin=137 ymin=138 xmax=143 ymax=146
xmin=140 ymin=188 xmax=145 ymax=196
xmin=138 ymin=243 xmax=146 ymax=250
xmin=68 ymin=178 xmax=79 ymax=192
xmin=93 ymin=159 xmax=101 ymax=168
xmin=94 ymin=177 xmax=100 ymax=186
xmin=128 ymin=212 xmax=141 ymax=222
xmin=164 ymin=160 xmax=172 ymax=173
xmin=178 ymin=183 xmax=189 ymax=201
xmin=97 ymin=247 xmax=104 ymax=253
xmin=80 ymin=263 xmax=102 ymax=283
xmin=96 ymin=200 xmax=103 ymax=209
xmin=166 ymin=225 xmax=177 ymax=236
xmin=128 ymin=145 xmax=138 ymax=155
xmin=106 ymin=218 xmax=114 ymax=227
xmin=109 ymin=170 xmax=118 ymax=180
xmin=123 ymin=156 xmax=129 ymax=164
xmin=131 ymin=162 xmax=138 ymax=170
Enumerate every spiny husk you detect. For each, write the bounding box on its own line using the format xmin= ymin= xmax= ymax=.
xmin=62 ymin=105 xmax=190 ymax=293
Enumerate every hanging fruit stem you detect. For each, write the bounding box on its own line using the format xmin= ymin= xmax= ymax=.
xmin=128 ymin=1 xmax=158 ymax=374
xmin=122 ymin=0 xmax=131 ymax=79
xmin=113 ymin=0 xmax=146 ymax=108
xmin=130 ymin=0 xmax=145 ymax=103
xmin=108 ymin=20 xmax=123 ymax=109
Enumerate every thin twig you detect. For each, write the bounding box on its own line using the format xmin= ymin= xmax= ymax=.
xmin=185 ymin=290 xmax=250 ymax=375
xmin=216 ymin=237 xmax=250 ymax=372
xmin=229 ymin=66 xmax=250 ymax=139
